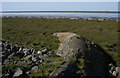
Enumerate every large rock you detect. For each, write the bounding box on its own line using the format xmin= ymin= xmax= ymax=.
xmin=116 ymin=67 xmax=120 ymax=73
xmin=41 ymin=48 xmax=48 ymax=55
xmin=13 ymin=68 xmax=23 ymax=77
xmin=117 ymin=73 xmax=120 ymax=78
xmin=53 ymin=32 xmax=86 ymax=59
xmin=31 ymin=66 xmax=38 ymax=72
xmin=50 ymin=32 xmax=116 ymax=77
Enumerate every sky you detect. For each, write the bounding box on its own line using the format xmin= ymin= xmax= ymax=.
xmin=1 ymin=0 xmax=120 ymax=2
xmin=2 ymin=2 xmax=118 ymax=11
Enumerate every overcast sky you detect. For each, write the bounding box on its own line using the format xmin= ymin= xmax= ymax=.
xmin=1 ymin=0 xmax=120 ymax=2
xmin=2 ymin=2 xmax=118 ymax=11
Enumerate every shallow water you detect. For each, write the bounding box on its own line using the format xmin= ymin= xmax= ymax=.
xmin=2 ymin=13 xmax=118 ymax=18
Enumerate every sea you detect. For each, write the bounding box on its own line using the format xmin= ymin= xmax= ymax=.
xmin=1 ymin=13 xmax=119 ymax=21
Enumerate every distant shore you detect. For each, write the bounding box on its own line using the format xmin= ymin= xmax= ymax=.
xmin=1 ymin=14 xmax=118 ymax=22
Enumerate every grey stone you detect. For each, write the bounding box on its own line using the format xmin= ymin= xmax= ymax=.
xmin=8 ymin=52 xmax=15 ymax=58
xmin=41 ymin=48 xmax=48 ymax=54
xmin=50 ymin=32 xmax=86 ymax=77
xmin=117 ymin=73 xmax=120 ymax=78
xmin=109 ymin=63 xmax=114 ymax=67
xmin=23 ymin=49 xmax=30 ymax=52
xmin=50 ymin=32 xmax=115 ymax=77
xmin=116 ymin=67 xmax=120 ymax=73
xmin=32 ymin=56 xmax=37 ymax=62
xmin=39 ymin=54 xmax=48 ymax=60
xmin=109 ymin=70 xmax=112 ymax=74
xmin=54 ymin=32 xmax=85 ymax=59
xmin=113 ymin=71 xmax=117 ymax=76
xmin=32 ymin=49 xmax=36 ymax=54
xmin=4 ymin=73 xmax=10 ymax=77
xmin=23 ymin=49 xmax=31 ymax=56
xmin=31 ymin=66 xmax=38 ymax=72
xmin=35 ymin=61 xmax=41 ymax=65
xmin=26 ymin=71 xmax=30 ymax=75
xmin=25 ymin=55 xmax=32 ymax=59
xmin=38 ymin=54 xmax=43 ymax=59
xmin=43 ymin=54 xmax=48 ymax=58
xmin=13 ymin=68 xmax=23 ymax=77
xmin=18 ymin=47 xmax=23 ymax=52
xmin=111 ymin=67 xmax=115 ymax=71
xmin=16 ymin=61 xmax=23 ymax=65
xmin=39 ymin=59 xmax=43 ymax=63
xmin=37 ymin=50 xmax=42 ymax=55
xmin=33 ymin=50 xmax=38 ymax=54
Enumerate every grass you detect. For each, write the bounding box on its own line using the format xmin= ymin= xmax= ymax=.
xmin=2 ymin=17 xmax=119 ymax=65
xmin=2 ymin=56 xmax=30 ymax=74
xmin=30 ymin=54 xmax=65 ymax=77
xmin=2 ymin=55 xmax=65 ymax=77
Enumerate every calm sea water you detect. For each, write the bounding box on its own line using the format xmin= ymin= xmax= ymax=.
xmin=2 ymin=13 xmax=118 ymax=18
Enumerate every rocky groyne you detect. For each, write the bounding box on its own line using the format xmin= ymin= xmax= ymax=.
xmin=1 ymin=32 xmax=120 ymax=78
xmin=1 ymin=40 xmax=59 ymax=77
xmin=50 ymin=32 xmax=119 ymax=78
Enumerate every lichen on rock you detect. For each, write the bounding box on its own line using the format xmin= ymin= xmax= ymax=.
xmin=50 ymin=32 xmax=116 ymax=78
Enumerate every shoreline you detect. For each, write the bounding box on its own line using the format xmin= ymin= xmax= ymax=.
xmin=1 ymin=15 xmax=118 ymax=22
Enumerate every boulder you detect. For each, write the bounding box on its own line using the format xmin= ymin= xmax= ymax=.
xmin=113 ymin=71 xmax=117 ymax=76
xmin=8 ymin=52 xmax=16 ymax=58
xmin=23 ymin=49 xmax=31 ymax=56
xmin=32 ymin=55 xmax=37 ymax=62
xmin=41 ymin=48 xmax=48 ymax=55
xmin=117 ymin=73 xmax=120 ymax=78
xmin=39 ymin=54 xmax=48 ymax=60
xmin=43 ymin=54 xmax=48 ymax=58
xmin=18 ymin=47 xmax=23 ymax=52
xmin=13 ymin=68 xmax=23 ymax=77
xmin=32 ymin=50 xmax=38 ymax=54
xmin=53 ymin=32 xmax=85 ymax=59
xmin=50 ymin=32 xmax=116 ymax=77
xmin=25 ymin=55 xmax=32 ymax=60
xmin=31 ymin=66 xmax=38 ymax=72
xmin=111 ymin=67 xmax=115 ymax=71
xmin=50 ymin=32 xmax=86 ymax=77
xmin=26 ymin=71 xmax=30 ymax=75
xmin=23 ymin=49 xmax=30 ymax=52
xmin=116 ymin=67 xmax=120 ymax=73
xmin=3 ymin=73 xmax=10 ymax=77
xmin=37 ymin=50 xmax=42 ymax=55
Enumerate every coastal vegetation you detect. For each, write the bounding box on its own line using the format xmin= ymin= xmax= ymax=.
xmin=2 ymin=17 xmax=119 ymax=77
xmin=2 ymin=17 xmax=119 ymax=64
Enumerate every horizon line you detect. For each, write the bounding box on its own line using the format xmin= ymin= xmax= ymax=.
xmin=1 ymin=11 xmax=120 ymax=13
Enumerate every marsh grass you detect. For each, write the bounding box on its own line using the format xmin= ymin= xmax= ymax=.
xmin=31 ymin=54 xmax=65 ymax=77
xmin=2 ymin=17 xmax=119 ymax=65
